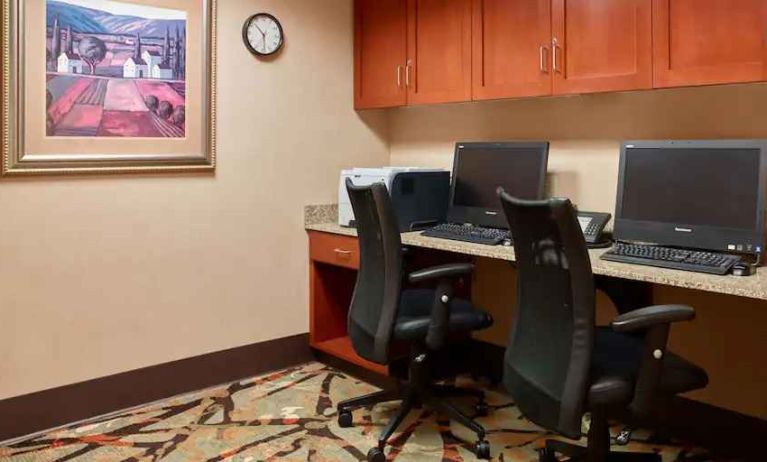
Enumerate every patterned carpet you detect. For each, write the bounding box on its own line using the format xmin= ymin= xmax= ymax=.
xmin=0 ymin=362 xmax=718 ymax=461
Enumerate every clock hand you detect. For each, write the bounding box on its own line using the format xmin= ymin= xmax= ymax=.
xmin=254 ymin=23 xmax=265 ymax=35
xmin=258 ymin=26 xmax=268 ymax=52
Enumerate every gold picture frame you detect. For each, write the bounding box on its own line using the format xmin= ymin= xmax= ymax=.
xmin=2 ymin=0 xmax=216 ymax=175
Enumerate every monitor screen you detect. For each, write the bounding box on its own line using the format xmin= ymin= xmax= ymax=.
xmin=615 ymin=141 xmax=766 ymax=252
xmin=448 ymin=142 xmax=548 ymax=228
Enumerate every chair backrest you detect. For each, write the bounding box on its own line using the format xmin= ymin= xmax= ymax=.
xmin=499 ymin=191 xmax=595 ymax=439
xmin=346 ymin=179 xmax=404 ymax=365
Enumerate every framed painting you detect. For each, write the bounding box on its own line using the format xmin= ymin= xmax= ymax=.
xmin=1 ymin=0 xmax=216 ymax=175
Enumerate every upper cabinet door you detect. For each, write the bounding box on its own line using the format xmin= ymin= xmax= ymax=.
xmin=354 ymin=0 xmax=408 ymax=109
xmin=653 ymin=0 xmax=767 ymax=88
xmin=407 ymin=0 xmax=472 ymax=105
xmin=551 ymin=0 xmax=652 ymax=95
xmin=472 ymin=0 xmax=552 ymax=100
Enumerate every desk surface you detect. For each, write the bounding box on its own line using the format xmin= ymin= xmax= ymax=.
xmin=305 ymin=205 xmax=767 ymax=302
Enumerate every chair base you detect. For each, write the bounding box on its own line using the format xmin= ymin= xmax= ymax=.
xmin=539 ymin=440 xmax=661 ymax=462
xmin=539 ymin=408 xmax=661 ymax=462
xmin=336 ymin=348 xmax=491 ymax=460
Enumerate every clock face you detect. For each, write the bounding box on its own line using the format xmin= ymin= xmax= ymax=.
xmin=243 ymin=13 xmax=284 ymax=56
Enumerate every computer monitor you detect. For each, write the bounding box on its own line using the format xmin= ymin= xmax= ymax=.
xmin=614 ymin=140 xmax=767 ymax=254
xmin=447 ymin=142 xmax=549 ymax=229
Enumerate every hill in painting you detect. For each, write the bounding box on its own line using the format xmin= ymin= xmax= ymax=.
xmin=47 ymin=0 xmax=185 ymax=36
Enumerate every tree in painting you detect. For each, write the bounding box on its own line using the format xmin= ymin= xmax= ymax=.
xmin=45 ymin=0 xmax=187 ymax=138
xmin=50 ymin=15 xmax=61 ymax=71
xmin=78 ymin=36 xmax=107 ymax=74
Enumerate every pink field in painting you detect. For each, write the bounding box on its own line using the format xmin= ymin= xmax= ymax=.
xmin=55 ymin=104 xmax=103 ymax=136
xmin=103 ymin=79 xmax=148 ymax=112
xmin=46 ymin=74 xmax=186 ymax=138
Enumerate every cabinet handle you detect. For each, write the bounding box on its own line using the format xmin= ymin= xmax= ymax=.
xmin=405 ymin=60 xmax=412 ymax=87
xmin=552 ymin=37 xmax=561 ymax=73
xmin=334 ymin=248 xmax=352 ymax=256
xmin=539 ymin=45 xmax=549 ymax=73
xmin=397 ymin=65 xmax=403 ymax=87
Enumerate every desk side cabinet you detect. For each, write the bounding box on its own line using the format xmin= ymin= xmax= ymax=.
xmin=308 ymin=231 xmax=474 ymax=375
xmin=308 ymin=231 xmax=388 ymax=374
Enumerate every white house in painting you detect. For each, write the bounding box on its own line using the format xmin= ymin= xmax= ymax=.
xmin=151 ymin=62 xmax=174 ymax=80
xmin=123 ymin=56 xmax=148 ymax=78
xmin=141 ymin=50 xmax=163 ymax=69
xmin=57 ymin=52 xmax=83 ymax=74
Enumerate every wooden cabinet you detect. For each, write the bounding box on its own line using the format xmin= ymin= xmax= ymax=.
xmin=472 ymin=0 xmax=552 ymax=100
xmin=354 ymin=0 xmax=471 ymax=108
xmin=355 ymin=0 xmax=767 ymax=108
xmin=653 ymin=0 xmax=767 ymax=88
xmin=354 ymin=0 xmax=408 ymax=109
xmin=551 ymin=0 xmax=653 ymax=94
xmin=472 ymin=0 xmax=652 ymax=100
xmin=407 ymin=0 xmax=472 ymax=105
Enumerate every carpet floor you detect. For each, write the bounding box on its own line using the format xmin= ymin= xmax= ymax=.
xmin=0 ymin=362 xmax=720 ymax=461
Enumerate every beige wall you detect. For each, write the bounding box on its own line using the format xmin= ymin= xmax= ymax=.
xmin=2 ymin=0 xmax=765 ymax=420
xmin=390 ymin=83 xmax=767 ymax=213
xmin=0 ymin=0 xmax=389 ymax=399
xmin=388 ymin=84 xmax=767 ymax=418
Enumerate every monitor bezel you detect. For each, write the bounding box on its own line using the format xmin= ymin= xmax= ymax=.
xmin=447 ymin=141 xmax=549 ymax=229
xmin=614 ymin=140 xmax=767 ymax=254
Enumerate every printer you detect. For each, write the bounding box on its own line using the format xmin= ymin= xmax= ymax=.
xmin=339 ymin=167 xmax=450 ymax=232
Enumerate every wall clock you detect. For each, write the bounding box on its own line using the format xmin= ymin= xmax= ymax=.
xmin=243 ymin=13 xmax=284 ymax=56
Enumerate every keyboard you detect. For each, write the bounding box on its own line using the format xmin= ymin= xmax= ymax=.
xmin=601 ymin=242 xmax=741 ymax=275
xmin=421 ymin=223 xmax=510 ymax=246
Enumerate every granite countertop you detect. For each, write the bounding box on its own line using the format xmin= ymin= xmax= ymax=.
xmin=305 ymin=205 xmax=767 ymax=301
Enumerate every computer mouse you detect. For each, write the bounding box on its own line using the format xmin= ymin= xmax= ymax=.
xmin=732 ymin=262 xmax=755 ymax=277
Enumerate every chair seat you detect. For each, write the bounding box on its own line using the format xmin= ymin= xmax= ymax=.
xmin=393 ymin=289 xmax=493 ymax=341
xmin=588 ymin=328 xmax=708 ymax=406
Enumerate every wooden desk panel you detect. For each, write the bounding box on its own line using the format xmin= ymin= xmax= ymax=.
xmin=307 ymin=222 xmax=767 ymax=302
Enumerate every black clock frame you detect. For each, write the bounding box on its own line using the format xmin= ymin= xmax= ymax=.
xmin=242 ymin=13 xmax=284 ymax=57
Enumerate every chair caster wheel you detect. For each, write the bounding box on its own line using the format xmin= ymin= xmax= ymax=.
xmin=367 ymin=447 xmax=386 ymax=462
xmin=337 ymin=410 xmax=353 ymax=428
xmin=474 ymin=440 xmax=491 ymax=460
xmin=475 ymin=401 xmax=490 ymax=417
xmin=616 ymin=427 xmax=632 ymax=446
xmin=538 ymin=447 xmax=557 ymax=462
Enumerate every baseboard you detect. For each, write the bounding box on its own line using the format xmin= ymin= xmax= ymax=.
xmin=312 ymin=349 xmax=396 ymax=390
xmin=650 ymin=394 xmax=765 ymax=461
xmin=466 ymin=339 xmax=764 ymax=461
xmin=0 ymin=333 xmax=312 ymax=442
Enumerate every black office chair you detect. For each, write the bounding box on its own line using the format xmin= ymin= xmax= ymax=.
xmin=498 ymin=191 xmax=708 ymax=462
xmin=337 ymin=179 xmax=494 ymax=461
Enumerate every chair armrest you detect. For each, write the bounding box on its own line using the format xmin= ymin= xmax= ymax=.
xmin=612 ymin=305 xmax=695 ymax=417
xmin=408 ymin=263 xmax=474 ymax=284
xmin=408 ymin=263 xmax=473 ymax=351
xmin=611 ymin=305 xmax=695 ymax=333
